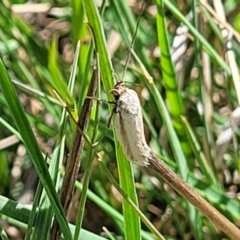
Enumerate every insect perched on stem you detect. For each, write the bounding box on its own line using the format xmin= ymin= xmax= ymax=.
xmin=108 ymin=81 xmax=151 ymax=166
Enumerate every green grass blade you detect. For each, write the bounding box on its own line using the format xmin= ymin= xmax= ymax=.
xmin=24 ymin=179 xmax=43 ymax=240
xmin=0 ymin=225 xmax=9 ymax=240
xmin=115 ymin=153 xmax=141 ymax=240
xmin=156 ymin=0 xmax=189 ymax=157
xmin=82 ymin=0 xmax=114 ymax=91
xmin=82 ymin=1 xmax=141 ymax=239
xmin=48 ymin=35 xmax=77 ymax=116
xmin=154 ymin=1 xmax=187 ymax=182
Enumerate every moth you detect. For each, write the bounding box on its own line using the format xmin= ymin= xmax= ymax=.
xmin=109 ymin=82 xmax=151 ymax=166
xmin=107 ymin=82 xmax=240 ymax=239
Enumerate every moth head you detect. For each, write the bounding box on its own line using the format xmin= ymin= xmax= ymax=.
xmin=108 ymin=81 xmax=126 ymax=100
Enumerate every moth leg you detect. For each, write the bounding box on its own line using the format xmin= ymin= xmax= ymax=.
xmin=107 ymin=109 xmax=116 ymax=128
xmin=91 ymin=109 xmax=114 ymax=147
xmin=86 ymin=96 xmax=116 ymax=106
xmin=92 ymin=127 xmax=111 ymax=147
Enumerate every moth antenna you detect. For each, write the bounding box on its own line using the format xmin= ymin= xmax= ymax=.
xmin=124 ymin=81 xmax=138 ymax=87
xmin=121 ymin=3 xmax=145 ymax=83
xmin=114 ymin=72 xmax=121 ymax=83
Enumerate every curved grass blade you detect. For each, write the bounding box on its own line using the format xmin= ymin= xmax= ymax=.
xmin=156 ymin=0 xmax=189 ymax=158
xmin=48 ymin=35 xmax=77 ymax=119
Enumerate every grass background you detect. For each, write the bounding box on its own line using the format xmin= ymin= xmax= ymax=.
xmin=1 ymin=0 xmax=240 ymax=239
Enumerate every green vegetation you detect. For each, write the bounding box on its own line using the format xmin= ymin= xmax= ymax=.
xmin=1 ymin=0 xmax=240 ymax=239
